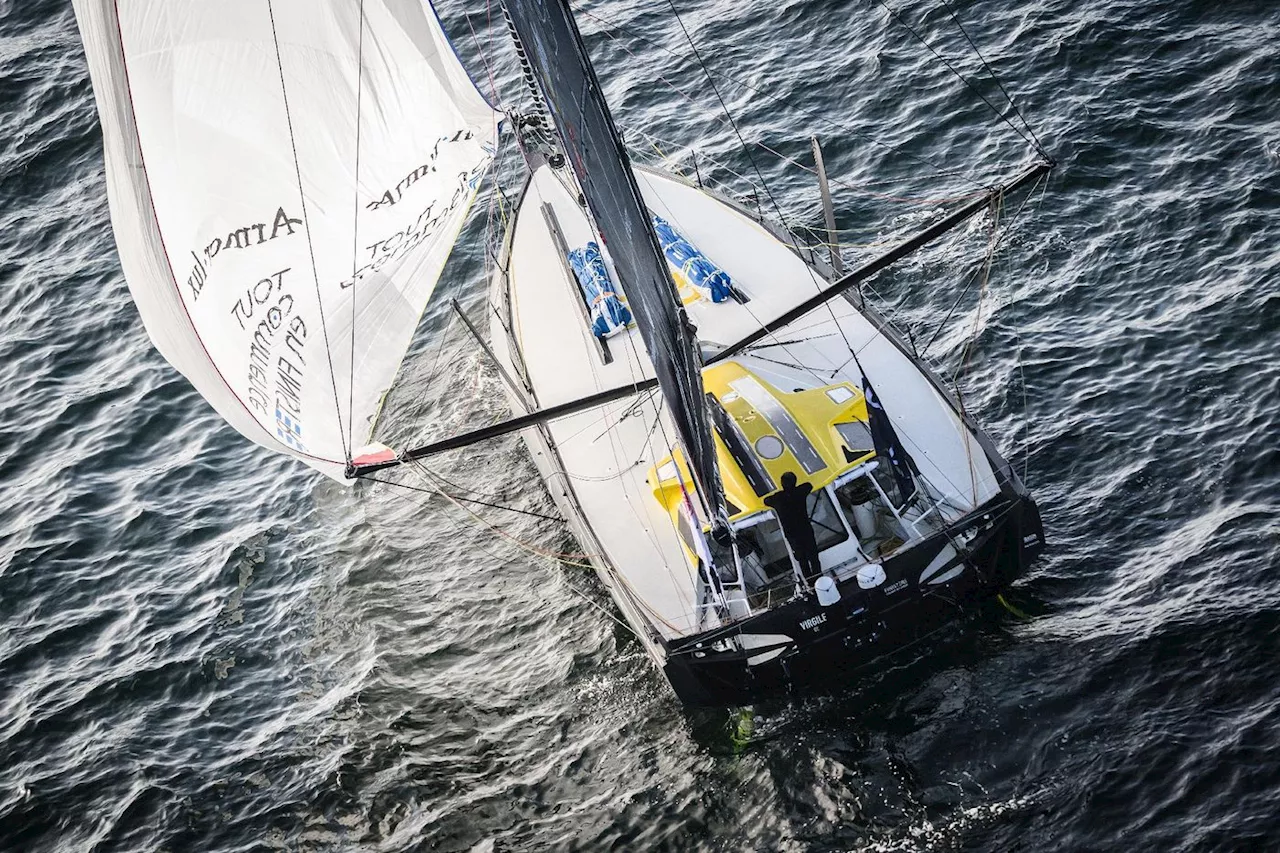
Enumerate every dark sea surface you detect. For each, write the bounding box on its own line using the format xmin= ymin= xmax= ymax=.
xmin=3 ymin=0 xmax=1279 ymax=850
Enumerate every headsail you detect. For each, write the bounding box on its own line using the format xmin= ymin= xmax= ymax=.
xmin=502 ymin=0 xmax=727 ymax=526
xmin=74 ymin=0 xmax=499 ymax=481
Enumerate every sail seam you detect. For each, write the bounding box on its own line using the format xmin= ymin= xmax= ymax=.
xmin=265 ymin=0 xmax=351 ymax=464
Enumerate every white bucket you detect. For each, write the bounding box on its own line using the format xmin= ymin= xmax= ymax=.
xmin=857 ymin=563 xmax=886 ymax=589
xmin=814 ymin=575 xmax=841 ymax=607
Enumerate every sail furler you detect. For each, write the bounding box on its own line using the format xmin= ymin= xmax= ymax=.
xmin=75 ymin=0 xmax=499 ymax=481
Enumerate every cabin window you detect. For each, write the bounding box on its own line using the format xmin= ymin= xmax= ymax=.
xmin=836 ymin=474 xmax=877 ymax=507
xmin=675 ymin=507 xmax=697 ymax=556
xmin=677 ymin=506 xmax=738 ymax=584
xmin=826 ymin=386 xmax=856 ymax=404
xmin=835 ymin=421 xmax=875 ymax=460
xmin=734 ymin=518 xmax=794 ymax=587
xmin=708 ymin=536 xmax=739 ymax=584
xmin=807 ymin=488 xmax=849 ymax=551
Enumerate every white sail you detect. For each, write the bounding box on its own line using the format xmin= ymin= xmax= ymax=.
xmin=74 ymin=0 xmax=499 ymax=481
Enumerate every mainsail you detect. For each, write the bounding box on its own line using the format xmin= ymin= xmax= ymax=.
xmin=502 ymin=0 xmax=728 ymax=526
xmin=74 ymin=0 xmax=499 ymax=481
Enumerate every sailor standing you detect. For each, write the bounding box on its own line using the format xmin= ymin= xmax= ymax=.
xmin=764 ymin=472 xmax=823 ymax=578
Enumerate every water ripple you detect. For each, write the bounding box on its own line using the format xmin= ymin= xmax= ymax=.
xmin=2 ymin=0 xmax=1279 ymax=850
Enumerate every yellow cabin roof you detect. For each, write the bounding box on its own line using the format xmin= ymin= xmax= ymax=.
xmin=646 ymin=361 xmax=877 ymax=528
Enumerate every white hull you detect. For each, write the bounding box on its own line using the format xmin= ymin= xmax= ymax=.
xmin=489 ymin=162 xmax=1011 ymax=686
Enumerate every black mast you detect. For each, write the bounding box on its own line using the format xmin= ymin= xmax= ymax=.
xmin=500 ymin=0 xmax=729 ymax=530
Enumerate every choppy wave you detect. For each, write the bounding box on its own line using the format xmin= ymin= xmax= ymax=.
xmin=2 ymin=0 xmax=1278 ymax=850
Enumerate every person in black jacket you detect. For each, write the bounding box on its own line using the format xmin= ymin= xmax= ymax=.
xmin=764 ymin=472 xmax=822 ymax=578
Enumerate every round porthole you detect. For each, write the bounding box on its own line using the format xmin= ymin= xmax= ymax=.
xmin=755 ymin=435 xmax=784 ymax=459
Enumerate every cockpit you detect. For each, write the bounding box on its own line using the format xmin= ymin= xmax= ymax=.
xmin=647 ymin=361 xmax=942 ymax=626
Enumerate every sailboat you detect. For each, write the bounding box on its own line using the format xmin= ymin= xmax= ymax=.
xmin=76 ymin=0 xmax=1048 ymax=707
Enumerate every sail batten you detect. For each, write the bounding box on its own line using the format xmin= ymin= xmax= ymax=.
xmin=75 ymin=0 xmax=499 ymax=482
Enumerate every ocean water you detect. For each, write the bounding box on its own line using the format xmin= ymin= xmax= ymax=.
xmin=2 ymin=0 xmax=1279 ymax=850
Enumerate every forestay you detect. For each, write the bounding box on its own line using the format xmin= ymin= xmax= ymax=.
xmin=74 ymin=0 xmax=499 ymax=481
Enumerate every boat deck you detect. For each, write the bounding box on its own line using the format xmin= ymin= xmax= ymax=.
xmin=491 ymin=164 xmax=999 ymax=639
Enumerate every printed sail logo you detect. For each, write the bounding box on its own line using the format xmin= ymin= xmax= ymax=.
xmin=183 ymin=207 xmax=303 ymax=302
xmin=229 ymin=268 xmax=309 ymax=425
xmin=364 ymin=130 xmax=477 ymax=211
xmin=275 ymin=407 xmax=305 ymax=452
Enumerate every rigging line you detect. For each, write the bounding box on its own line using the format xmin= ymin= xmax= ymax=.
xmin=641 ymin=187 xmax=834 ymax=388
xmin=558 ymin=579 xmax=644 ymax=640
xmin=617 ymin=325 xmax=703 ymax=618
xmin=559 ymin=577 xmax=645 ymax=642
xmin=860 ymin=285 xmax=976 ymax=383
xmin=743 ymin=331 xmax=842 ymax=350
xmin=917 ymin=260 xmax=986 ymax=357
xmin=266 ymin=0 xmax=350 ymax=462
xmin=619 ymin=385 xmax=661 ymax=421
xmin=463 ymin=5 xmax=502 ymax=108
xmin=410 ymin=457 xmax=524 ymax=502
xmin=412 ymin=462 xmax=570 ymax=527
xmin=577 ymin=4 xmax=986 ymax=188
xmin=362 ymin=474 xmax=564 ymax=522
xmin=532 ymin=381 xmax=690 ymax=633
xmin=349 ymin=162 xmax=1047 ymax=476
xmin=486 ymin=0 xmax=499 ymax=92
xmin=604 ymin=558 xmax=687 ymax=634
xmin=742 ymin=311 xmax=882 ymax=344
xmin=936 ymin=0 xmax=1048 ymax=157
xmin=396 ymin=473 xmax=643 ymax=639
xmin=826 ymin=310 xmax=988 ymax=511
xmin=660 ymin=1 xmax=870 ymax=379
xmin=917 ymin=171 xmax=1045 ymax=357
xmin=1011 ymin=287 xmax=1031 ymax=487
xmin=396 ymin=311 xmax=460 ymax=452
xmin=872 ymin=0 xmax=1041 ymax=154
xmin=422 ymin=317 xmax=457 ymax=389
xmin=548 ymin=396 xmax=632 ymax=446
xmin=584 ymin=388 xmax=662 ymax=447
xmin=630 ymin=396 xmax=667 ymax=467
xmin=959 ymin=192 xmax=1003 ymax=382
xmin=741 ymin=351 xmax=839 ymax=377
xmin=956 ymin=192 xmax=1002 ymax=501
xmin=947 ymin=186 xmax=1022 ymax=497
xmin=480 ymin=510 xmax=643 ymax=641
xmin=643 ymin=133 xmax=688 ymax=180
xmin=482 ymin=181 xmax=496 ymax=280
xmin=347 ymin=0 xmax=367 ymax=458
xmin=622 ymin=121 xmax=983 ymax=207
xmin=548 ymin=392 xmax=663 ymax=478
xmin=1016 ymin=173 xmax=1051 ymax=486
xmin=412 ymin=465 xmax=597 ymax=562
xmin=554 ymin=235 xmax=693 ymax=617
